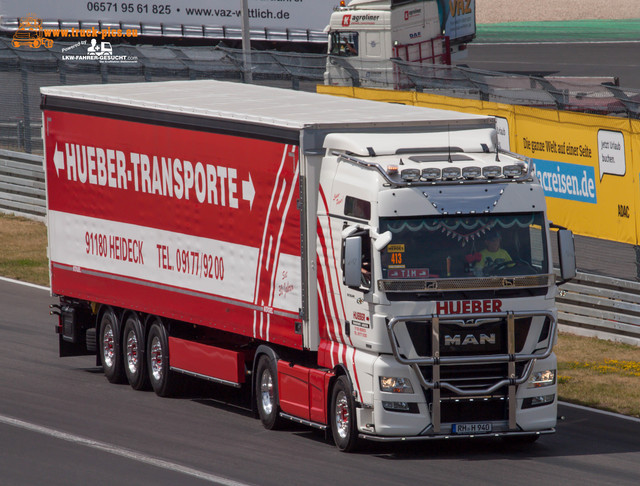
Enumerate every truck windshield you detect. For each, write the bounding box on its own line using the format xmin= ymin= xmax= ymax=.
xmin=379 ymin=213 xmax=549 ymax=279
xmin=330 ymin=31 xmax=359 ymax=57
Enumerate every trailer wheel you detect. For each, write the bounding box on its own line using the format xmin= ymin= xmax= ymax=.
xmin=123 ymin=314 xmax=149 ymax=391
xmin=146 ymin=319 xmax=177 ymax=397
xmin=255 ymin=355 xmax=284 ymax=430
xmin=330 ymin=375 xmax=359 ymax=452
xmin=99 ymin=308 xmax=125 ymax=384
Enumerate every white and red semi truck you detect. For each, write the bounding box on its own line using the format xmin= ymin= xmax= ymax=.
xmin=42 ymin=80 xmax=575 ymax=451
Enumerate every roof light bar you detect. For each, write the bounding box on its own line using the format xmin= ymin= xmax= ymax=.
xmin=401 ymin=168 xmax=421 ymax=181
xmin=482 ymin=165 xmax=502 ymax=179
xmin=421 ymin=167 xmax=441 ymax=181
xmin=441 ymin=167 xmax=461 ymax=180
xmin=503 ymin=164 xmax=524 ymax=178
xmin=461 ymin=166 xmax=482 ymax=179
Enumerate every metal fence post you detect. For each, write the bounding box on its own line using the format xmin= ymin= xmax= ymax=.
xmin=20 ymin=66 xmax=32 ymax=154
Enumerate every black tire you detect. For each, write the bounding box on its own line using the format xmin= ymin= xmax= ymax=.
xmin=255 ymin=355 xmax=285 ymax=430
xmin=146 ymin=319 xmax=177 ymax=397
xmin=123 ymin=313 xmax=149 ymax=391
xmin=330 ymin=375 xmax=359 ymax=452
xmin=99 ymin=308 xmax=126 ymax=384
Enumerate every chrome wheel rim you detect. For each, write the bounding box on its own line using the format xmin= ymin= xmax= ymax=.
xmin=334 ymin=390 xmax=350 ymax=439
xmin=126 ymin=329 xmax=139 ymax=374
xmin=102 ymin=323 xmax=115 ymax=368
xmin=260 ymin=370 xmax=274 ymax=415
xmin=150 ymin=335 xmax=163 ymax=382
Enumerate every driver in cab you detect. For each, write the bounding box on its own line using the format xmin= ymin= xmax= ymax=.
xmin=475 ymin=232 xmax=512 ymax=275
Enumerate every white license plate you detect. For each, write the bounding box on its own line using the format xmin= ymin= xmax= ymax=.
xmin=452 ymin=423 xmax=492 ymax=434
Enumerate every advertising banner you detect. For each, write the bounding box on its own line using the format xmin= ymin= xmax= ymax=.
xmin=438 ymin=0 xmax=476 ymax=41
xmin=514 ymin=107 xmax=635 ymax=244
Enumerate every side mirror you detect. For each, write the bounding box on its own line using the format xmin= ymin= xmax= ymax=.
xmin=343 ymin=236 xmax=362 ymax=288
xmin=373 ymin=231 xmax=392 ymax=251
xmin=557 ymin=229 xmax=576 ymax=281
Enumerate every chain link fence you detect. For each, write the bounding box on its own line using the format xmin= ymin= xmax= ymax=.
xmin=2 ymin=37 xmax=640 ymax=155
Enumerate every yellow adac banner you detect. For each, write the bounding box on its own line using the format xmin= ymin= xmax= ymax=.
xmin=632 ymin=119 xmax=640 ymax=247
xmin=514 ymin=107 xmax=635 ymax=244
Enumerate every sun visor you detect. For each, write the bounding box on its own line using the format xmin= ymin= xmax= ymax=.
xmin=323 ymin=128 xmax=497 ymax=156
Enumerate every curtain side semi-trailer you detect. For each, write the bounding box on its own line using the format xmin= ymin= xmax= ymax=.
xmin=42 ymin=80 xmax=575 ymax=451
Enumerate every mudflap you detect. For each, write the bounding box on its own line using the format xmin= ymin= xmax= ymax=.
xmin=55 ymin=302 xmax=95 ymax=357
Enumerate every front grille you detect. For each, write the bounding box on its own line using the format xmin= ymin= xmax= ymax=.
xmin=405 ymin=317 xmax=533 ymax=358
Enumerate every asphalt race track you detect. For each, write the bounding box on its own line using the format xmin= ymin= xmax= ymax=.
xmin=461 ymin=21 xmax=640 ymax=89
xmin=458 ymin=41 xmax=640 ymax=89
xmin=1 ymin=278 xmax=639 ymax=486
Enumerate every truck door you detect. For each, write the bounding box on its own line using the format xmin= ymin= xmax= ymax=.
xmin=326 ymin=31 xmax=361 ymax=87
xmin=340 ymin=197 xmax=374 ymax=348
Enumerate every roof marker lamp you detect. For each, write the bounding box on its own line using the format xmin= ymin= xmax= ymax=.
xmin=401 ymin=168 xmax=421 ymax=181
xmin=421 ymin=167 xmax=441 ymax=181
xmin=482 ymin=165 xmax=502 ymax=179
xmin=441 ymin=167 xmax=461 ymax=180
xmin=503 ymin=164 xmax=523 ymax=178
xmin=462 ymin=166 xmax=482 ymax=179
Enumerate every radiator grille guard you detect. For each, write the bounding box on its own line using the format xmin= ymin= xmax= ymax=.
xmin=388 ymin=311 xmax=555 ymax=393
xmin=386 ymin=310 xmax=557 ymax=433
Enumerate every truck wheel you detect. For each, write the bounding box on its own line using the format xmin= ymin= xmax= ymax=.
xmin=146 ymin=319 xmax=177 ymax=397
xmin=330 ymin=375 xmax=359 ymax=452
xmin=255 ymin=355 xmax=284 ymax=430
xmin=123 ymin=314 xmax=149 ymax=390
xmin=99 ymin=308 xmax=125 ymax=384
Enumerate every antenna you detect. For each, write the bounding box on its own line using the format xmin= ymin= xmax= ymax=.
xmin=495 ymin=141 xmax=501 ymax=162
xmin=447 ymin=124 xmax=452 ymax=163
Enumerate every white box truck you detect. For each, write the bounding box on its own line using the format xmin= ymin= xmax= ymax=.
xmin=325 ymin=0 xmax=476 ymax=88
xmin=42 ymin=80 xmax=575 ymax=451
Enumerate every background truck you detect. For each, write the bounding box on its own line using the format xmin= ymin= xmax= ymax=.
xmin=42 ymin=80 xmax=575 ymax=451
xmin=325 ymin=0 xmax=476 ymax=88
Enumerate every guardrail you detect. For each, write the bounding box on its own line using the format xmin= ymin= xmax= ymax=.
xmin=558 ymin=272 xmax=640 ymax=346
xmin=0 ymin=149 xmax=46 ymax=221
xmin=1 ymin=149 xmax=639 ymax=345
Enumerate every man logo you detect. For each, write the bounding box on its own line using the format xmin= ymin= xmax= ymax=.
xmin=444 ymin=334 xmax=497 ymax=346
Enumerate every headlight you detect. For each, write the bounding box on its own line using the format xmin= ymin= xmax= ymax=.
xmin=528 ymin=369 xmax=556 ymax=388
xmin=379 ymin=376 xmax=414 ymax=393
